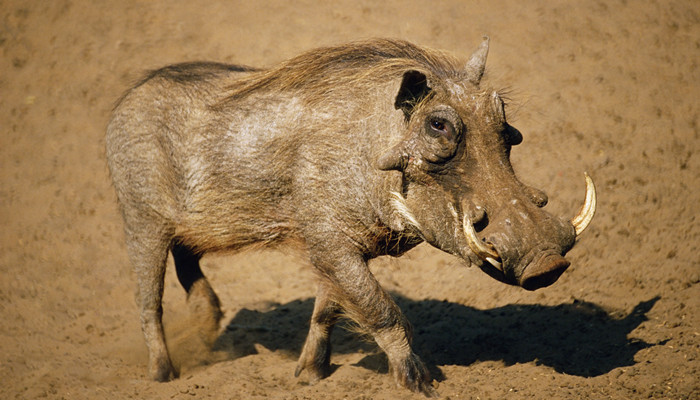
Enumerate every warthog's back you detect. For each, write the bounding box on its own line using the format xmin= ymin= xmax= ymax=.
xmin=106 ymin=61 xmax=298 ymax=252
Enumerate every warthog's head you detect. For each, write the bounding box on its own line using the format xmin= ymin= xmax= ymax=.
xmin=379 ymin=38 xmax=596 ymax=290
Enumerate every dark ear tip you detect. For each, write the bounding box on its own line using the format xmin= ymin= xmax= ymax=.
xmin=402 ymin=70 xmax=428 ymax=82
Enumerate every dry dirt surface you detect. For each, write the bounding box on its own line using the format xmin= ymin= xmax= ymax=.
xmin=1 ymin=1 xmax=698 ymax=399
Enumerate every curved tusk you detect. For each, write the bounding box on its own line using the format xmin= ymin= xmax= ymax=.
xmin=571 ymin=172 xmax=597 ymax=236
xmin=463 ymin=215 xmax=502 ymax=270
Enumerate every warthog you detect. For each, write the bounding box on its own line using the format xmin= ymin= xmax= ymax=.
xmin=106 ymin=37 xmax=595 ymax=396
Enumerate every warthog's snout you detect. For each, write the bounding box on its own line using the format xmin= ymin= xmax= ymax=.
xmin=464 ymin=173 xmax=596 ymax=290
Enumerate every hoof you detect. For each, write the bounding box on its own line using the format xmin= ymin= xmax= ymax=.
xmin=392 ymin=352 xmax=438 ymax=398
xmin=150 ymin=358 xmax=177 ymax=382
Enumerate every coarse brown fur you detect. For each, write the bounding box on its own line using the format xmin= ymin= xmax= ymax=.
xmin=218 ymin=39 xmax=465 ymax=106
xmin=106 ymin=38 xmax=586 ymax=397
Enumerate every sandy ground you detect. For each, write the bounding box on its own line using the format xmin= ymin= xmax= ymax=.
xmin=1 ymin=0 xmax=698 ymax=398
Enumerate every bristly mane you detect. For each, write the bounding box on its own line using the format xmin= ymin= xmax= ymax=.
xmin=219 ymin=39 xmax=465 ymax=106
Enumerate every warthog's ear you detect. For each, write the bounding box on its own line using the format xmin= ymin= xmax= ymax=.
xmin=464 ymin=36 xmax=490 ymax=85
xmin=394 ymin=70 xmax=431 ymax=119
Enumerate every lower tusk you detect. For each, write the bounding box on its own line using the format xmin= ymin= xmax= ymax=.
xmin=571 ymin=172 xmax=597 ymax=236
xmin=485 ymin=256 xmax=502 ymax=270
xmin=463 ymin=215 xmax=502 ymax=270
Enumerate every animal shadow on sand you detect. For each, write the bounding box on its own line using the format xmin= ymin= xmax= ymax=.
xmin=210 ymin=295 xmax=660 ymax=381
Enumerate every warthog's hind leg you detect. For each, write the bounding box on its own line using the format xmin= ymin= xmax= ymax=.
xmin=126 ymin=225 xmax=176 ymax=382
xmin=295 ymin=280 xmax=339 ymax=382
xmin=171 ymin=243 xmax=223 ymax=347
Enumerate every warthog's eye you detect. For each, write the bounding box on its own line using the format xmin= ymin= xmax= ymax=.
xmin=431 ymin=120 xmax=446 ymax=132
xmin=428 ymin=118 xmax=455 ymax=141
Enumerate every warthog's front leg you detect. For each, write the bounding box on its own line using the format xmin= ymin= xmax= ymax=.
xmin=308 ymin=250 xmax=438 ymax=397
xmin=373 ymin=324 xmax=437 ymax=397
